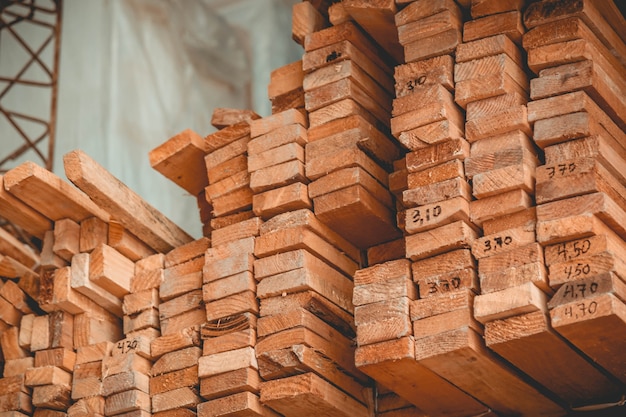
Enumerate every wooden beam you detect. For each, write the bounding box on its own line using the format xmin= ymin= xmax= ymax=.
xmin=64 ymin=150 xmax=192 ymax=252
xmin=4 ymin=161 xmax=110 ymax=223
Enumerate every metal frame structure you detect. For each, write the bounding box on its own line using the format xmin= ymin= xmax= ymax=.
xmin=0 ymin=0 xmax=62 ymax=173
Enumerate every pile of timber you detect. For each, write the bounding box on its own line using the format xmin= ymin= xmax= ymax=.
xmin=1 ymin=0 xmax=626 ymax=416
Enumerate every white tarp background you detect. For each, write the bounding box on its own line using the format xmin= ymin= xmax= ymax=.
xmin=52 ymin=0 xmax=301 ymax=237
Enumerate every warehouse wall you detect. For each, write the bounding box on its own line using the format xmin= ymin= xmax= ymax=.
xmin=51 ymin=0 xmax=301 ymax=237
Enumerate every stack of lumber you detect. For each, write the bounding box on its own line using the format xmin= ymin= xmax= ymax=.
xmin=192 ymin=114 xmax=269 ymax=417
xmin=248 ymin=108 xmax=311 ymax=219
xmin=2 ymin=1 xmax=626 ymax=416
xmin=302 ymin=19 xmax=402 ymax=248
xmin=522 ymin=0 xmax=626 ymax=393
xmin=445 ymin=0 xmax=626 ymax=410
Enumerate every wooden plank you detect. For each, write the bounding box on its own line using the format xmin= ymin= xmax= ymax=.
xmin=466 ymin=143 xmax=537 ymax=179
xmin=474 ymin=282 xmax=549 ymax=324
xmin=391 ymin=92 xmax=464 ymax=139
xmin=402 ymin=28 xmax=461 ymax=63
xmin=306 ymin=129 xmax=394 ymax=179
xmin=341 ymin=0 xmax=402 ymax=63
xmin=35 ymin=347 xmax=76 ymax=372
xmin=466 ymin=105 xmax=531 ymax=143
xmin=470 ymin=0 xmax=524 ymax=18
xmin=528 ymin=92 xmax=626 ymax=156
xmin=398 ymin=120 xmax=464 ymax=149
xmin=256 ymin=266 xmax=353 ymax=314
xmin=407 ymin=159 xmax=465 ymax=189
xmin=252 ymin=182 xmax=313 ymax=220
xmin=472 ymin=160 xmax=536 ymax=199
xmin=152 ymin=387 xmax=201 ymax=413
xmin=355 ymin=337 xmax=489 ymax=417
xmin=292 ymin=1 xmax=328 ymax=46
xmin=260 ymin=372 xmax=368 ymax=417
xmin=406 ymin=220 xmax=478 ymax=261
xmin=303 ymin=58 xmax=392 ymax=101
xmin=108 ymin=221 xmax=155 ymax=262
xmin=211 ymin=108 xmax=260 ymax=129
xmin=355 ymin=297 xmax=412 ymax=346
xmin=328 ymin=2 xmax=351 ymax=26
xmin=477 ymin=241 xmax=544 ymax=277
xmin=4 ymin=162 xmax=110 ymax=223
xmin=466 ymin=93 xmax=526 ymax=122
xmin=159 ymin=289 xmax=203 ymax=320
xmin=164 ymin=237 xmax=209 ymax=268
xmin=394 ymin=0 xmax=459 ymax=27
xmin=248 ymin=142 xmax=304 ymax=173
xmin=0 ymin=175 xmax=51 ymax=238
xmin=70 ymin=253 xmax=123 ymax=317
xmin=367 ymin=238 xmax=405 ymax=266
xmin=305 ymin=78 xmax=391 ymax=127
xmin=309 ymin=97 xmax=389 ymax=129
xmin=203 ymin=271 xmax=256 ymax=303
xmin=197 ymin=346 xmax=257 ymax=379
xmin=1 ymin=280 xmax=33 ymax=315
xmin=202 ymin=324 xmax=256 ymax=356
xmin=472 ymin=224 xmax=536 ymax=261
xmin=302 ymin=40 xmax=393 ymax=86
xmin=353 ymin=258 xmax=411 ymax=292
xmin=149 ymin=129 xmax=208 ymax=195
xmin=204 ymin=291 xmax=258 ymax=322
xmin=32 ymin=384 xmax=71 ymax=410
xmin=394 ymin=55 xmax=454 ymax=98
xmin=309 ymin=166 xmax=392 ymax=208
xmin=248 ymin=124 xmax=307 ymax=159
xmin=527 ymin=35 xmax=622 ymax=76
xmin=0 ymin=228 xmax=38 ymax=269
xmin=463 ymin=10 xmax=524 ymax=45
xmin=455 ymin=71 xmax=527 ymax=109
xmin=550 ymin=292 xmax=626 ymax=384
xmin=313 ymin=185 xmax=401 ymax=249
xmin=523 ymin=0 xmax=626 ymax=69
xmin=159 ymin=306 xmax=206 ymax=336
xmin=530 ymin=60 xmax=626 ymax=131
xmin=64 ymin=150 xmax=191 ymax=252
xmin=256 ymin=326 xmax=360 ymax=382
xmin=205 ymin=171 xmax=250 ymax=203
xmin=249 ymin=160 xmax=306 ymax=194
xmin=259 ymin=290 xmax=355 ymax=336
xmin=204 ymin=122 xmax=250 ymax=154
xmin=250 ymin=109 xmax=308 ymax=139
xmin=405 ymin=138 xmax=469 ymax=173
xmin=102 ymin=370 xmax=150 ymax=397
xmin=414 ymin=327 xmax=565 ymax=416
xmin=256 ymin=344 xmax=370 ymax=406
xmin=210 ymin=217 xmax=260 ymax=249
xmin=397 ymin=9 xmax=463 ymax=46
xmin=405 ymin=197 xmax=470 ymax=235
xmin=537 ymin=192 xmax=626 ymax=244
xmin=470 ymin=189 xmax=533 ymax=226
xmin=256 ymin=224 xmax=358 ymax=276
xmin=79 ymin=216 xmax=108 ymax=253
xmin=199 ymin=367 xmax=260 ymax=401
xmin=260 ymin=209 xmax=361 ymax=263
xmin=89 ymin=244 xmax=134 ymax=299
xmin=485 ymin=310 xmax=623 ymax=406
xmin=403 ymin=177 xmax=472 ymax=209
xmin=304 ymin=21 xmax=395 ymax=72
xmin=104 ymin=390 xmax=150 ymax=416
xmin=150 ymin=326 xmax=200 ymax=359
xmin=536 ymin=157 xmax=626 ymax=207
xmin=143 ymin=259 xmax=186 ymax=295
xmin=198 ymin=391 xmax=279 ymax=417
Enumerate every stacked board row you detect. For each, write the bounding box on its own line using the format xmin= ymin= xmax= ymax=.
xmin=1 ymin=0 xmax=625 ymax=416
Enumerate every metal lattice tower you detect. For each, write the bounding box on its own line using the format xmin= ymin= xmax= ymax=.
xmin=0 ymin=0 xmax=62 ymax=173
